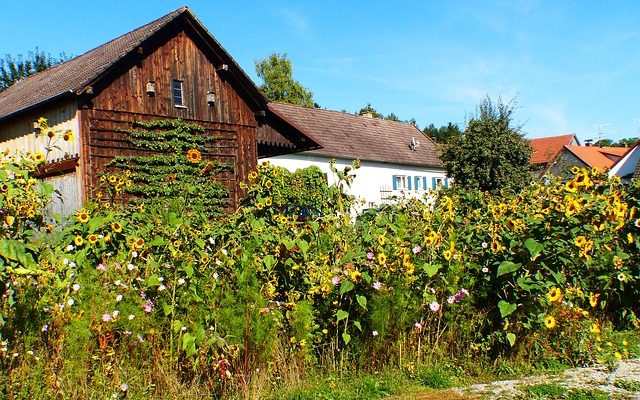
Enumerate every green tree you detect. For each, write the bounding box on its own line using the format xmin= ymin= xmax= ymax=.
xmin=0 ymin=48 xmax=68 ymax=92
xmin=440 ymin=96 xmax=532 ymax=193
xmin=254 ymin=52 xmax=315 ymax=107
xmin=423 ymin=122 xmax=463 ymax=144
xmin=357 ymin=103 xmax=383 ymax=119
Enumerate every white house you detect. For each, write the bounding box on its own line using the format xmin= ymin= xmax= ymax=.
xmin=265 ymin=102 xmax=448 ymax=210
xmin=609 ymin=141 xmax=640 ymax=183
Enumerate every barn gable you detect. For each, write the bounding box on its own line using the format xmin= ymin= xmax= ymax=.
xmin=0 ymin=7 xmax=319 ymax=212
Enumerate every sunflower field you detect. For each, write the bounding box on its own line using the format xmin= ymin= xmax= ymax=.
xmin=1 ymin=147 xmax=639 ymax=398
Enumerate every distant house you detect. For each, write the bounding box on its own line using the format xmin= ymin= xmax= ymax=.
xmin=265 ymin=102 xmax=448 ymax=210
xmin=530 ymin=134 xmax=627 ymax=178
xmin=0 ymin=7 xmax=318 ymax=215
xmin=530 ymin=134 xmax=580 ymax=178
xmin=609 ymin=141 xmax=640 ymax=182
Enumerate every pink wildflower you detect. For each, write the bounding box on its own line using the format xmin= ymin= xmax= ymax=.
xmin=97 ymin=263 xmax=106 ymax=272
xmin=143 ymin=300 xmax=153 ymax=313
xmin=429 ymin=301 xmax=440 ymax=312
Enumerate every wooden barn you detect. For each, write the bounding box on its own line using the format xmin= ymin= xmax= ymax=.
xmin=0 ymin=7 xmax=319 ymax=214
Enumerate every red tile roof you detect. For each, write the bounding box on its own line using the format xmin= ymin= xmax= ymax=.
xmin=564 ymin=145 xmax=626 ymax=169
xmin=268 ymin=103 xmax=443 ymax=168
xmin=530 ymin=134 xmax=578 ymax=165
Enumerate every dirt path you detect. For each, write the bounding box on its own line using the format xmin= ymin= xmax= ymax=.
xmin=388 ymin=359 xmax=640 ymax=399
xmin=455 ymin=359 xmax=640 ymax=399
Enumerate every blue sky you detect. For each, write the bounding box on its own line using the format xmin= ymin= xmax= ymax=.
xmin=3 ymin=1 xmax=640 ymax=142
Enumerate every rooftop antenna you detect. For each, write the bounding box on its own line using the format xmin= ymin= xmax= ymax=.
xmin=592 ymin=123 xmax=610 ymax=145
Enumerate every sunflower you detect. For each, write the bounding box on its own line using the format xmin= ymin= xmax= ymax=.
xmin=33 ymin=151 xmax=45 ymax=163
xmin=443 ymin=249 xmax=453 ymax=261
xmin=248 ymin=171 xmax=258 ymax=181
xmin=265 ymin=198 xmax=272 ymax=207
xmin=547 ymin=288 xmax=563 ymax=303
xmin=564 ymin=180 xmax=578 ymax=193
xmin=544 ymin=315 xmax=556 ymax=329
xmin=506 ymin=218 xmax=517 ymax=230
xmin=76 ymin=209 xmax=90 ymax=224
xmin=108 ymin=175 xmax=117 ymax=184
xmin=378 ymin=235 xmax=386 ymax=246
xmin=574 ymin=236 xmax=587 ymax=248
xmin=74 ymin=235 xmax=84 ymax=246
xmin=186 ymin=148 xmax=202 ymax=163
xmin=570 ymin=165 xmax=581 ymax=175
xmin=590 ymin=323 xmax=601 ymax=334
xmin=87 ymin=234 xmax=98 ymax=244
xmin=265 ymin=180 xmax=273 ymax=189
xmin=377 ymin=253 xmax=387 ymax=265
xmin=589 ymin=293 xmax=600 ymax=308
xmin=565 ymin=201 xmax=581 ymax=217
xmin=490 ymin=240 xmax=503 ymax=253
xmin=5 ymin=215 xmax=15 ymax=226
xmin=111 ymin=221 xmax=123 ymax=233
xmin=256 ymin=202 xmax=264 ymax=210
xmin=134 ymin=238 xmax=144 ymax=250
xmin=63 ymin=131 xmax=74 ymax=142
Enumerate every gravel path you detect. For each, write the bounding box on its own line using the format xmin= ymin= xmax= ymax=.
xmin=454 ymin=359 xmax=640 ymax=399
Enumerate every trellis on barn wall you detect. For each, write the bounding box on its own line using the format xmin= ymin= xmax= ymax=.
xmin=0 ymin=7 xmax=320 ymax=214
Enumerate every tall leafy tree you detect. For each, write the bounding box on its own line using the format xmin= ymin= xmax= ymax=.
xmin=0 ymin=48 xmax=68 ymax=92
xmin=254 ymin=53 xmax=315 ymax=107
xmin=423 ymin=122 xmax=463 ymax=144
xmin=440 ymin=96 xmax=532 ymax=193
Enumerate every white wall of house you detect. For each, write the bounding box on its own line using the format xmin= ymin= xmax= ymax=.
xmin=609 ymin=145 xmax=639 ymax=181
xmin=267 ymin=153 xmax=448 ymax=210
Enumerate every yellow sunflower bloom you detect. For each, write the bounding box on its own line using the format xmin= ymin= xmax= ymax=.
xmin=378 ymin=235 xmax=386 ymax=246
xmin=590 ymin=323 xmax=600 ymax=334
xmin=544 ymin=315 xmax=556 ymax=329
xmin=33 ymin=151 xmax=45 ymax=163
xmin=547 ymin=288 xmax=563 ymax=303
xmin=443 ymin=249 xmax=453 ymax=261
xmin=74 ymin=235 xmax=84 ymax=246
xmin=565 ymin=181 xmax=578 ymax=193
xmin=63 ymin=130 xmax=74 ymax=142
xmin=186 ymin=148 xmax=202 ymax=163
xmin=76 ymin=209 xmax=90 ymax=224
xmin=589 ymin=293 xmax=600 ymax=308
xmin=87 ymin=234 xmax=98 ymax=244
xmin=111 ymin=221 xmax=123 ymax=233
xmin=377 ymin=253 xmax=387 ymax=264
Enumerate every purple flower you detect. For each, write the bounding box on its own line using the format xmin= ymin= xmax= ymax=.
xmin=121 ymin=383 xmax=128 ymax=392
xmin=372 ymin=281 xmax=382 ymax=290
xmin=332 ymin=276 xmax=340 ymax=286
xmin=143 ymin=300 xmax=153 ymax=313
xmin=412 ymin=245 xmax=422 ymax=254
xmin=366 ymin=252 xmax=374 ymax=261
xmin=102 ymin=313 xmax=112 ymax=322
xmin=429 ymin=301 xmax=440 ymax=312
xmin=97 ymin=263 xmax=106 ymax=272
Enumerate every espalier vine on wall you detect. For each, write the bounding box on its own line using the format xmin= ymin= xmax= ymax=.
xmin=104 ymin=119 xmax=232 ymax=215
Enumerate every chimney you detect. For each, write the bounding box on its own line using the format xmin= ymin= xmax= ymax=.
xmin=362 ymin=112 xmax=373 ymax=118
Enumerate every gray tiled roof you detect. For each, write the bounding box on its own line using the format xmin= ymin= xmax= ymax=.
xmin=269 ymin=102 xmax=443 ymax=168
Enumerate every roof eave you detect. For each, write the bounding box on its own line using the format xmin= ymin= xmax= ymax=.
xmin=0 ymin=90 xmax=75 ymax=123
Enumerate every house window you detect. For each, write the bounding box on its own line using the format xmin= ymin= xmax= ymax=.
xmin=393 ymin=175 xmax=409 ymax=190
xmin=432 ymin=177 xmax=447 ymax=189
xmin=172 ymin=79 xmax=185 ymax=107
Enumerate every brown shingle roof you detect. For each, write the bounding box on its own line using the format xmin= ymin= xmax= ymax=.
xmin=565 ymin=145 xmax=626 ymax=169
xmin=268 ymin=102 xmax=443 ymax=168
xmin=530 ymin=134 xmax=578 ymax=165
xmin=0 ymin=7 xmax=267 ymax=121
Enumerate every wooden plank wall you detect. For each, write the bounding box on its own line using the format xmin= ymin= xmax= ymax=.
xmin=85 ymin=26 xmax=260 ymax=208
xmin=87 ymin=109 xmax=255 ymax=208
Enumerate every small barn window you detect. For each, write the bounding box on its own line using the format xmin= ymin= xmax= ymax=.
xmin=172 ymin=79 xmax=185 ymax=107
